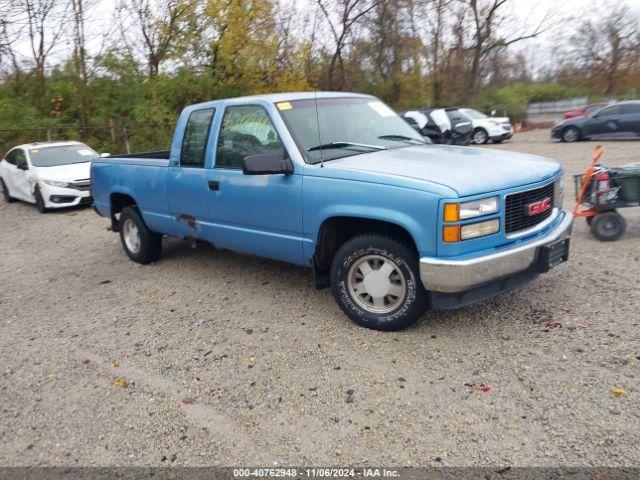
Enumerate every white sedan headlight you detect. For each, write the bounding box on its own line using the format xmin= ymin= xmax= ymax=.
xmin=42 ymin=180 xmax=70 ymax=188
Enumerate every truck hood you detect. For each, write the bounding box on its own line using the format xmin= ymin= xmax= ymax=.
xmin=318 ymin=145 xmax=561 ymax=197
xmin=34 ymin=161 xmax=92 ymax=181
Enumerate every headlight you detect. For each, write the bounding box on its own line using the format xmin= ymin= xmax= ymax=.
xmin=444 ymin=197 xmax=499 ymax=221
xmin=42 ymin=180 xmax=70 ymax=188
xmin=461 ymin=219 xmax=500 ymax=240
xmin=443 ymin=219 xmax=500 ymax=242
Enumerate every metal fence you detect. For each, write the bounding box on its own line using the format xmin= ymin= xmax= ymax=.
xmin=0 ymin=122 xmax=176 ymax=157
xmin=526 ymin=97 xmax=589 ymax=116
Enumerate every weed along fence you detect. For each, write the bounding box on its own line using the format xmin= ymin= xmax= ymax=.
xmin=0 ymin=122 xmax=176 ymax=156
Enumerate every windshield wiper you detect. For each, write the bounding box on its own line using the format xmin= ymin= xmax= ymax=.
xmin=308 ymin=141 xmax=386 ymax=152
xmin=378 ymin=134 xmax=428 ymax=145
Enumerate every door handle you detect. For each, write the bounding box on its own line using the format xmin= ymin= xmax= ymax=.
xmin=208 ymin=180 xmax=220 ymax=191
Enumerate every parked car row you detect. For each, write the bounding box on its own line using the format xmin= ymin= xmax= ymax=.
xmin=553 ymin=100 xmax=640 ymax=143
xmin=402 ymin=107 xmax=514 ymax=146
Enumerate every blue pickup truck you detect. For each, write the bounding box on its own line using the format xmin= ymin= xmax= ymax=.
xmin=92 ymin=92 xmax=572 ymax=331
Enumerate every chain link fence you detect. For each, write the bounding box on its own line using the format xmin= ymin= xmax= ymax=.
xmin=0 ymin=122 xmax=176 ymax=157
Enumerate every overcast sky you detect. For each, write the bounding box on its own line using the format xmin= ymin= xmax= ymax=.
xmin=9 ymin=0 xmax=640 ymax=72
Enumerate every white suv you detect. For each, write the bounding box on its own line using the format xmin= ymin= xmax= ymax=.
xmin=0 ymin=141 xmax=98 ymax=213
xmin=460 ymin=108 xmax=514 ymax=144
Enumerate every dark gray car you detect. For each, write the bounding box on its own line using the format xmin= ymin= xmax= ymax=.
xmin=552 ymin=101 xmax=640 ymax=142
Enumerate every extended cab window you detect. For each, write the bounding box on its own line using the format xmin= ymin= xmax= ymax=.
xmin=181 ymin=108 xmax=215 ymax=167
xmin=216 ymin=105 xmax=286 ymax=169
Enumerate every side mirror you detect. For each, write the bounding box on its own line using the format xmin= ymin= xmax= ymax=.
xmin=100 ymin=153 xmax=111 ymax=158
xmin=491 ymin=110 xmax=497 ymax=117
xmin=17 ymin=163 xmax=28 ymax=171
xmin=242 ymin=154 xmax=293 ymax=175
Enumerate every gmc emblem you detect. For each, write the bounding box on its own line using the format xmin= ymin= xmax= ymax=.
xmin=527 ymin=197 xmax=552 ymax=216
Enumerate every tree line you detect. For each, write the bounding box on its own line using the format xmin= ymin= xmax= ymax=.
xmin=0 ymin=0 xmax=639 ymax=153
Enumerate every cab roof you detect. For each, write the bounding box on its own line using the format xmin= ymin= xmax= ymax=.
xmin=189 ymin=91 xmax=375 ymax=109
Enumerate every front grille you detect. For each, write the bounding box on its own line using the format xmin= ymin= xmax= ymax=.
xmin=70 ymin=179 xmax=91 ymax=191
xmin=505 ymin=182 xmax=555 ymax=234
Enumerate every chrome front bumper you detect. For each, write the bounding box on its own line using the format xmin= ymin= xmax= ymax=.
xmin=420 ymin=212 xmax=573 ymax=293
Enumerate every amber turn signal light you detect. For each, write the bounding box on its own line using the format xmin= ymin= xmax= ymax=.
xmin=443 ymin=225 xmax=461 ymax=243
xmin=443 ymin=203 xmax=460 ymax=222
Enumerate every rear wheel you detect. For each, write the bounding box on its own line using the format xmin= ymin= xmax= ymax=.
xmin=1 ymin=179 xmax=16 ymax=203
xmin=590 ymin=211 xmax=626 ymax=241
xmin=561 ymin=126 xmax=580 ymax=143
xmin=330 ymin=234 xmax=429 ymax=331
xmin=34 ymin=186 xmax=48 ymax=213
xmin=472 ymin=128 xmax=489 ymax=145
xmin=119 ymin=206 xmax=162 ymax=264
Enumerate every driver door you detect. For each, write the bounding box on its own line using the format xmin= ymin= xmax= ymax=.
xmin=206 ymin=104 xmax=304 ymax=264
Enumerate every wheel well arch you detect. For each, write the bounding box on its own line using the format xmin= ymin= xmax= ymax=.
xmin=109 ymin=192 xmax=137 ymax=231
xmin=313 ymin=216 xmax=418 ymax=276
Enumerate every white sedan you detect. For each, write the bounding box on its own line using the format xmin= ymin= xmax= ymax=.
xmin=459 ymin=108 xmax=514 ymax=144
xmin=0 ymin=141 xmax=99 ymax=212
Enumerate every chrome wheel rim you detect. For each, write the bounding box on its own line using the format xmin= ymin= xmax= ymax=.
xmin=473 ymin=130 xmax=487 ymax=144
xmin=122 ymin=219 xmax=141 ymax=254
xmin=347 ymin=255 xmax=406 ymax=314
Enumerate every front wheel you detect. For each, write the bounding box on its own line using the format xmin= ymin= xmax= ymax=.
xmin=34 ymin=185 xmax=48 ymax=213
xmin=472 ymin=128 xmax=489 ymax=144
xmin=561 ymin=127 xmax=580 ymax=143
xmin=330 ymin=234 xmax=429 ymax=331
xmin=119 ymin=206 xmax=162 ymax=264
xmin=590 ymin=211 xmax=626 ymax=241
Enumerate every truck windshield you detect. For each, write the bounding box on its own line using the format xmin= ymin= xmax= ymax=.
xmin=277 ymin=97 xmax=428 ymax=164
xmin=30 ymin=145 xmax=97 ymax=167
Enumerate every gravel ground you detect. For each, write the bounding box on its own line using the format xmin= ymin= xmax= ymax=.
xmin=0 ymin=130 xmax=639 ymax=467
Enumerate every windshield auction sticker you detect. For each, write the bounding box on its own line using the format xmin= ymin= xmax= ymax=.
xmin=277 ymin=102 xmax=293 ymax=111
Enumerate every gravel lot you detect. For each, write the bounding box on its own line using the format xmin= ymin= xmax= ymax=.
xmin=1 ymin=130 xmax=639 ymax=467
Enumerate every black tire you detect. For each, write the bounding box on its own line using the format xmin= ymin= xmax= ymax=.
xmin=585 ymin=216 xmax=593 ymax=226
xmin=1 ymin=178 xmax=16 ymax=203
xmin=561 ymin=126 xmax=580 ymax=143
xmin=590 ymin=211 xmax=626 ymax=241
xmin=34 ymin=185 xmax=48 ymax=213
xmin=330 ymin=234 xmax=429 ymax=331
xmin=472 ymin=128 xmax=489 ymax=145
xmin=118 ymin=206 xmax=162 ymax=264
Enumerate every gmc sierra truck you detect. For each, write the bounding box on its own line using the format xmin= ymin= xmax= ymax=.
xmin=91 ymin=92 xmax=572 ymax=331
